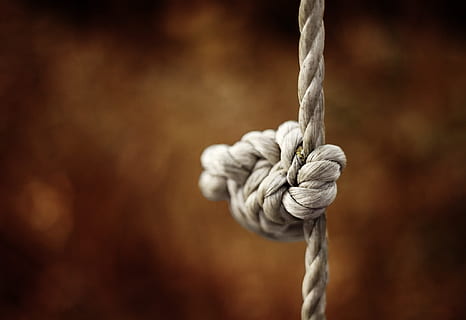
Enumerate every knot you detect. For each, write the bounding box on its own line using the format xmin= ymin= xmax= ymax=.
xmin=199 ymin=121 xmax=346 ymax=241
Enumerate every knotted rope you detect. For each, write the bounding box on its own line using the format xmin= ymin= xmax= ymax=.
xmin=199 ymin=0 xmax=346 ymax=319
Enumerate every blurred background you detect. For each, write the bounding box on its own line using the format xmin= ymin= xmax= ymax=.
xmin=1 ymin=0 xmax=465 ymax=319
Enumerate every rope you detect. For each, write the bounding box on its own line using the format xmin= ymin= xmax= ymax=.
xmin=199 ymin=0 xmax=345 ymax=319
xmin=298 ymin=1 xmax=328 ymax=319
xmin=298 ymin=0 xmax=325 ymax=155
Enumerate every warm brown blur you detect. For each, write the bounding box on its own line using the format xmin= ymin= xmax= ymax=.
xmin=1 ymin=0 xmax=465 ymax=319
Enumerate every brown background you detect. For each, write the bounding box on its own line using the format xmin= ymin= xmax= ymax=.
xmin=1 ymin=0 xmax=465 ymax=319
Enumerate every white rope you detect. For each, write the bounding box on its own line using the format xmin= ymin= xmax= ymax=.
xmin=199 ymin=0 xmax=345 ymax=319
xmin=299 ymin=1 xmax=328 ymax=319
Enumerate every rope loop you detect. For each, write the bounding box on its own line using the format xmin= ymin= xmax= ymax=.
xmin=199 ymin=120 xmax=345 ymax=241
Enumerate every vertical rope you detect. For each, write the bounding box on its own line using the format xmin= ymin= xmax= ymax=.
xmin=298 ymin=1 xmax=328 ymax=319
xmin=302 ymin=218 xmax=328 ymax=319
xmin=298 ymin=0 xmax=325 ymax=154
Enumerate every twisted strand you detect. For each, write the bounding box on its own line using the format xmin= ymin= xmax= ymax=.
xmin=298 ymin=0 xmax=325 ymax=155
xmin=298 ymin=1 xmax=328 ymax=319
xmin=302 ymin=217 xmax=328 ymax=319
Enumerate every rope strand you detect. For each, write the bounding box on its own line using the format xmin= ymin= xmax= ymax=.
xmin=302 ymin=217 xmax=328 ymax=319
xmin=298 ymin=0 xmax=325 ymax=155
xmin=298 ymin=1 xmax=328 ymax=319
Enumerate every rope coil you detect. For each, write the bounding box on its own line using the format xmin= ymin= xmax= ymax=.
xmin=199 ymin=0 xmax=345 ymax=318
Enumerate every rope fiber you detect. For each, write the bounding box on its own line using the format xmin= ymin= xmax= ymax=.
xmin=199 ymin=0 xmax=345 ymax=318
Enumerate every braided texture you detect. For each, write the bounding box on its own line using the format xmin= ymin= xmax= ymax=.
xmin=297 ymin=0 xmax=329 ymax=319
xmin=200 ymin=121 xmax=345 ymax=241
xmin=199 ymin=0 xmax=344 ymax=319
xmin=299 ymin=0 xmax=325 ymax=155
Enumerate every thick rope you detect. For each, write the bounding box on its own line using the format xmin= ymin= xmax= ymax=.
xmin=199 ymin=0 xmax=344 ymax=319
xmin=298 ymin=0 xmax=325 ymax=155
xmin=298 ymin=1 xmax=328 ymax=319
